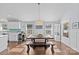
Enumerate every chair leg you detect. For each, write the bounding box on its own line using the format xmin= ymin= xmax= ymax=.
xmin=27 ymin=45 xmax=30 ymax=54
xmin=51 ymin=45 xmax=54 ymax=54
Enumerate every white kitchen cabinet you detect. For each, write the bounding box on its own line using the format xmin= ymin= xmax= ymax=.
xmin=8 ymin=32 xmax=18 ymax=41
xmin=0 ymin=35 xmax=8 ymax=52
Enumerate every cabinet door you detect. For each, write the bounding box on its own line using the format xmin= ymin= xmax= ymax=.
xmin=0 ymin=35 xmax=8 ymax=52
xmin=9 ymin=32 xmax=18 ymax=41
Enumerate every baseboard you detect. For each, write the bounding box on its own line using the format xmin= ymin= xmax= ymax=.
xmin=61 ymin=41 xmax=79 ymax=53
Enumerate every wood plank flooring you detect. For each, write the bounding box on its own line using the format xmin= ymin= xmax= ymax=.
xmin=0 ymin=40 xmax=79 ymax=55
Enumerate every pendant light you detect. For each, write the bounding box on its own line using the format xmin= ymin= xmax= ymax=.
xmin=36 ymin=3 xmax=44 ymax=25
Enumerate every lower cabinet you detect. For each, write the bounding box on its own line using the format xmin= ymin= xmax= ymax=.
xmin=8 ymin=32 xmax=18 ymax=41
xmin=0 ymin=35 xmax=8 ymax=52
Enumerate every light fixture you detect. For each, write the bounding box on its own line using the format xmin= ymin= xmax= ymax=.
xmin=38 ymin=3 xmax=40 ymax=20
xmin=35 ymin=3 xmax=44 ymax=25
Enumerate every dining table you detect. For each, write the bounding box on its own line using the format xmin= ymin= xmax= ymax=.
xmin=26 ymin=37 xmax=55 ymax=54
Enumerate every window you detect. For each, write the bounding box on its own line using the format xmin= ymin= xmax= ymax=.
xmin=27 ymin=24 xmax=32 ymax=29
xmin=45 ymin=24 xmax=51 ymax=35
xmin=27 ymin=24 xmax=33 ymax=36
xmin=36 ymin=25 xmax=43 ymax=29
xmin=45 ymin=24 xmax=51 ymax=29
xmin=45 ymin=30 xmax=51 ymax=34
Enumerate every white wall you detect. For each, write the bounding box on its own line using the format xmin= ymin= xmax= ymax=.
xmin=61 ymin=15 xmax=79 ymax=52
xmin=76 ymin=30 xmax=79 ymax=51
xmin=69 ymin=17 xmax=79 ymax=51
xmin=61 ymin=18 xmax=70 ymax=47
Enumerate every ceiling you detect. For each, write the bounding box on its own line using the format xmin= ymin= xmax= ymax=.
xmin=0 ymin=3 xmax=79 ymax=22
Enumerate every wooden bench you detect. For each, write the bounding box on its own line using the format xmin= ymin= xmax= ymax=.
xmin=26 ymin=42 xmax=55 ymax=54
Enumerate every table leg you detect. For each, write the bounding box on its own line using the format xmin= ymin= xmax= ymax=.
xmin=45 ymin=39 xmax=47 ymax=44
xmin=45 ymin=45 xmax=47 ymax=50
xmin=51 ymin=45 xmax=54 ymax=54
xmin=27 ymin=45 xmax=30 ymax=54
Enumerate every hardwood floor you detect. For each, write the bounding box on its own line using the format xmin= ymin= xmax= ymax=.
xmin=0 ymin=40 xmax=79 ymax=55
